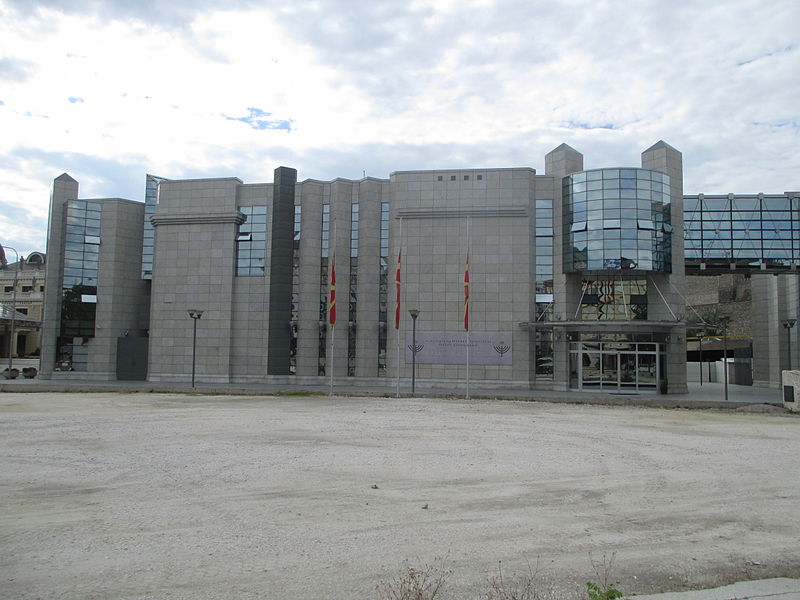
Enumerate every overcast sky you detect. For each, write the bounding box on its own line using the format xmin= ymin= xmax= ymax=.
xmin=1 ymin=0 xmax=798 ymax=258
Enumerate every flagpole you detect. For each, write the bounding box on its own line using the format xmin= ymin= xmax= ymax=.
xmin=396 ymin=217 xmax=403 ymax=398
xmin=329 ymin=322 xmax=335 ymax=396
xmin=466 ymin=216 xmax=471 ymax=401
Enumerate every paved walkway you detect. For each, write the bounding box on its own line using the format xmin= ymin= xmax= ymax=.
xmin=637 ymin=578 xmax=800 ymax=600
xmin=0 ymin=375 xmax=785 ymax=409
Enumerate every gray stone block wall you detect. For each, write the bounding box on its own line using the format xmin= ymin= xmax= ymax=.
xmin=40 ymin=174 xmax=147 ymax=380
xmin=353 ymin=179 xmax=385 ymax=377
xmin=642 ymin=141 xmax=687 ymax=393
xmin=87 ymin=198 xmax=149 ymax=379
xmin=387 ymin=168 xmax=535 ymax=388
xmin=295 ymin=181 xmax=324 ymax=376
xmin=752 ymin=274 xmax=781 ymax=387
xmin=149 ymin=178 xmax=243 ymax=383
xmin=40 ymin=143 xmax=719 ymax=393
xmin=229 ymin=183 xmax=272 ymax=380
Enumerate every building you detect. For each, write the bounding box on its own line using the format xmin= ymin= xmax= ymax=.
xmin=683 ymin=192 xmax=800 ymax=387
xmin=37 ymin=143 xmax=798 ymax=392
xmin=1 ymin=251 xmax=46 ymax=359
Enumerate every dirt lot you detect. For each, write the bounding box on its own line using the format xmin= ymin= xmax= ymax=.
xmin=1 ymin=392 xmax=798 ymax=599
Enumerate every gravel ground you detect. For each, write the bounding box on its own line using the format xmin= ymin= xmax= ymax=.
xmin=1 ymin=392 xmax=798 ymax=600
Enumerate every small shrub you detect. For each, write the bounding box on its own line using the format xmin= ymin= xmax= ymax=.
xmin=585 ymin=581 xmax=623 ymax=600
xmin=480 ymin=557 xmax=569 ymax=600
xmin=376 ymin=557 xmax=451 ymax=600
xmin=586 ymin=553 xmax=624 ymax=600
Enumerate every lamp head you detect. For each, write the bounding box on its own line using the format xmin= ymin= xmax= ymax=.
xmin=188 ymin=309 xmax=204 ymax=320
xmin=408 ymin=309 xmax=419 ymax=320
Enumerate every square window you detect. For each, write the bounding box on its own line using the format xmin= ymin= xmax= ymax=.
xmin=451 ymin=175 xmax=456 ymax=181
xmin=477 ymin=175 xmax=483 ymax=180
xmin=464 ymin=175 xmax=469 ymax=181
xmin=437 ymin=175 xmax=443 ymax=181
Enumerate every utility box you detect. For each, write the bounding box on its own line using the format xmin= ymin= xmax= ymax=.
xmin=782 ymin=370 xmax=800 ymax=412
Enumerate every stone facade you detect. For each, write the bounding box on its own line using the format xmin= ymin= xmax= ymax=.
xmin=39 ymin=142 xmax=699 ymax=393
xmin=0 ymin=252 xmax=45 ymax=358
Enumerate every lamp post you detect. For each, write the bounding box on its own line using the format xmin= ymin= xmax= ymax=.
xmin=782 ymin=318 xmax=796 ymax=370
xmin=408 ymin=309 xmax=419 ymax=395
xmin=2 ymin=245 xmax=19 ymax=377
xmin=718 ymin=317 xmax=730 ymax=403
xmin=187 ymin=309 xmax=203 ymax=387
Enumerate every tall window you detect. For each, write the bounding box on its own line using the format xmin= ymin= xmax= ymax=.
xmin=236 ymin=206 xmax=267 ymax=276
xmin=535 ymin=199 xmax=554 ymax=379
xmin=318 ymin=204 xmax=330 ymax=375
xmin=348 ymin=203 xmax=359 ymax=376
xmin=378 ymin=202 xmax=390 ymax=376
xmin=141 ymin=174 xmax=166 ymax=279
xmin=58 ymin=200 xmax=101 ymax=371
xmin=290 ymin=205 xmax=301 ymax=374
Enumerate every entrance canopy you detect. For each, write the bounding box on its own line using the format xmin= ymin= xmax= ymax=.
xmin=519 ymin=319 xmax=685 ymax=332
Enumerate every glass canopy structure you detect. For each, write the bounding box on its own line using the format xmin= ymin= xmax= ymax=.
xmin=684 ymin=193 xmax=800 ymax=272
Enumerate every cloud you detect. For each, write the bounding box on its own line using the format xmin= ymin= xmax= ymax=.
xmin=2 ymin=0 xmax=256 ymax=27
xmin=0 ymin=57 xmax=35 ymax=83
xmin=0 ymin=0 xmax=798 ymax=258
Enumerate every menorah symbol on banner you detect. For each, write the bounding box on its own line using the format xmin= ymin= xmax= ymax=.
xmin=408 ymin=343 xmax=424 ymax=355
xmin=493 ymin=342 xmax=510 ymax=357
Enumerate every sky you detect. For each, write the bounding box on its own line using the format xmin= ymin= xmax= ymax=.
xmin=1 ymin=0 xmax=798 ymax=258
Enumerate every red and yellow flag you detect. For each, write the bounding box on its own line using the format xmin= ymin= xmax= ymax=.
xmin=464 ymin=253 xmax=470 ymax=331
xmin=329 ymin=256 xmax=336 ymax=326
xmin=394 ymin=250 xmax=401 ymax=329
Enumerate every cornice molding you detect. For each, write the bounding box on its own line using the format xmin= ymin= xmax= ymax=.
xmin=150 ymin=212 xmax=246 ymax=227
xmin=396 ymin=207 xmax=528 ymax=219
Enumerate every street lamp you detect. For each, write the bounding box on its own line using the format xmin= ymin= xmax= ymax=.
xmin=782 ymin=318 xmax=796 ymax=370
xmin=717 ymin=316 xmax=731 ymax=403
xmin=187 ymin=309 xmax=203 ymax=387
xmin=408 ymin=309 xmax=419 ymax=395
xmin=1 ymin=245 xmax=19 ymax=378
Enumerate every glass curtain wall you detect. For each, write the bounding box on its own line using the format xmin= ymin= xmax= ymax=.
xmin=578 ymin=278 xmax=647 ymax=321
xmin=57 ymin=200 xmax=101 ymax=371
xmin=141 ymin=174 xmax=166 ymax=279
xmin=318 ymin=204 xmax=330 ymax=375
xmin=290 ymin=205 xmax=301 ymax=374
xmin=347 ymin=203 xmax=358 ymax=376
xmin=534 ymin=199 xmax=554 ymax=379
xmin=236 ymin=206 xmax=267 ymax=276
xmin=378 ymin=202 xmax=390 ymax=376
xmin=563 ymin=169 xmax=672 ymax=273
xmin=684 ymin=194 xmax=800 ymax=268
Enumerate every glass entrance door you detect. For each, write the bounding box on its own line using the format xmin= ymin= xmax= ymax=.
xmin=620 ymin=353 xmax=637 ymax=389
xmin=601 ymin=353 xmax=618 ymax=387
xmin=570 ymin=342 xmax=660 ymax=392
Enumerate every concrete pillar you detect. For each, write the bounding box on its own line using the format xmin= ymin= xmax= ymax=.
xmin=40 ymin=173 xmax=79 ymax=378
xmin=751 ymin=274 xmax=780 ymax=387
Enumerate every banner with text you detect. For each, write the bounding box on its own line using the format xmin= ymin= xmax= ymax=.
xmin=404 ymin=332 xmax=513 ymax=365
